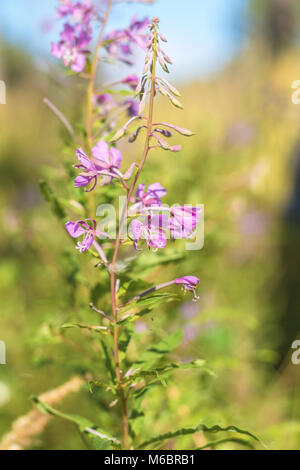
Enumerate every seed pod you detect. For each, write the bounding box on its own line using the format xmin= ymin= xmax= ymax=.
xmin=159 ymin=122 xmax=195 ymax=136
xmin=169 ymin=96 xmax=184 ymax=110
xmin=158 ymin=54 xmax=169 ymax=73
xmin=154 ymin=128 xmax=173 ymax=138
xmin=152 ymin=132 xmax=181 ymax=152
xmin=110 ymin=116 xmax=141 ymax=142
xmin=159 ymin=77 xmax=181 ymax=97
xmin=156 ymin=80 xmax=168 ymax=96
xmin=128 ymin=126 xmax=146 ymax=143
xmin=110 ymin=127 xmax=126 ymax=143
xmin=138 ymin=92 xmax=147 ymax=115
xmin=158 ymin=32 xmax=167 ymax=42
xmin=161 ymin=50 xmax=172 ymax=65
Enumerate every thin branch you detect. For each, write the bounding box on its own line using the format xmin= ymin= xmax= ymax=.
xmin=89 ymin=302 xmax=113 ymax=322
xmin=120 ymin=281 xmax=174 ymax=307
xmin=43 ymin=97 xmax=76 ymax=140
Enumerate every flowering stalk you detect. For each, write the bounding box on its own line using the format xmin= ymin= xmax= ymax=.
xmin=42 ymin=1 xmax=227 ymax=452
xmin=109 ymin=20 xmax=160 ymax=448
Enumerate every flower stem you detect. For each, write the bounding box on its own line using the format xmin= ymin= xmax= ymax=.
xmin=86 ymin=0 xmax=113 ymax=150
xmin=109 ymin=19 xmax=159 ymax=451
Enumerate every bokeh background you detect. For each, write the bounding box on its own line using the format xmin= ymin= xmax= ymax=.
xmin=1 ymin=0 xmax=300 ymax=450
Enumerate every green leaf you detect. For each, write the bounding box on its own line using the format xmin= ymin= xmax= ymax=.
xmin=32 ymin=397 xmax=121 ymax=448
xmin=124 ymin=359 xmax=207 ymax=383
xmin=137 ymin=423 xmax=262 ymax=449
xmin=133 ymin=329 xmax=183 ymax=369
xmin=120 ymin=293 xmax=179 ymax=314
xmin=196 ymin=437 xmax=256 ymax=450
xmin=88 ymin=380 xmax=112 ymax=393
xmin=99 ymin=340 xmax=116 ymax=384
xmin=117 ymin=308 xmax=153 ymax=326
xmin=92 ymin=436 xmax=111 ymax=450
xmin=60 ymin=323 xmax=110 ymax=335
xmin=119 ymin=324 xmax=134 ymax=353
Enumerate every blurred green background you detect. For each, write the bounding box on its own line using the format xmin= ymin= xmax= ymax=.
xmin=1 ymin=0 xmax=300 ymax=450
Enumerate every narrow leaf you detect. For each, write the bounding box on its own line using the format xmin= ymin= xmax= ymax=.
xmin=137 ymin=423 xmax=262 ymax=449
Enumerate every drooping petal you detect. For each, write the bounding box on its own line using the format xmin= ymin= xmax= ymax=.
xmin=171 ymin=206 xmax=201 ymax=234
xmin=109 ymin=147 xmax=122 ymax=168
xmin=74 ymin=174 xmax=93 ymax=188
xmin=65 ymin=220 xmax=86 ymax=238
xmin=175 ymin=276 xmax=200 ymax=287
xmin=92 ymin=140 xmax=110 ymax=165
xmin=76 ymin=148 xmax=93 ymax=170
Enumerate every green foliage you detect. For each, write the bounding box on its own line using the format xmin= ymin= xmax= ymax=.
xmin=39 ymin=179 xmax=66 ymax=220
xmin=32 ymin=397 xmax=121 ymax=449
xmin=133 ymin=330 xmax=183 ymax=369
xmin=137 ymin=423 xmax=262 ymax=450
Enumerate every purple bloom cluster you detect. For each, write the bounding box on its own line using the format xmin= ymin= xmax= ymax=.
xmin=74 ymin=141 xmax=135 ymax=190
xmin=61 ymin=15 xmax=201 ymax=305
xmin=51 ymin=0 xmax=94 ymax=72
xmin=128 ymin=184 xmax=200 ymax=251
xmin=94 ymin=74 xmax=139 ymax=119
xmin=104 ymin=16 xmax=149 ymax=64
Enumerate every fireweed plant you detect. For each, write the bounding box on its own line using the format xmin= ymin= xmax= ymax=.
xmin=37 ymin=0 xmax=261 ymax=451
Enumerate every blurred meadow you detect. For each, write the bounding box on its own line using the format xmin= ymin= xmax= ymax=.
xmin=1 ymin=0 xmax=300 ymax=450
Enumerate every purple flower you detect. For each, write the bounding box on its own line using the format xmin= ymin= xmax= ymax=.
xmin=121 ymin=74 xmax=139 ymax=90
xmin=74 ymin=142 xmax=135 ymax=190
xmin=127 ymin=16 xmax=150 ymax=49
xmin=51 ymin=1 xmax=93 ymax=72
xmin=95 ymin=93 xmax=115 ymax=107
xmin=123 ymin=98 xmax=139 ymax=117
xmin=94 ymin=93 xmax=116 ymax=117
xmin=74 ymin=142 xmax=122 ymax=189
xmin=57 ymin=0 xmax=74 ymax=18
xmin=105 ymin=16 xmax=149 ymax=63
xmin=65 ymin=218 xmax=97 ymax=252
xmin=170 ymin=206 xmax=201 ymax=239
xmin=51 ymin=41 xmax=87 ymax=72
xmin=57 ymin=0 xmax=94 ymax=25
xmin=137 ymin=182 xmax=166 ymax=206
xmin=51 ymin=25 xmax=91 ymax=72
xmin=175 ymin=276 xmax=200 ymax=301
xmin=130 ymin=214 xmax=169 ymax=251
xmin=129 ymin=183 xmax=167 ymax=216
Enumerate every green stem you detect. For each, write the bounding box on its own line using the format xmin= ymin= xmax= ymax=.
xmin=110 ymin=20 xmax=159 ymax=451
